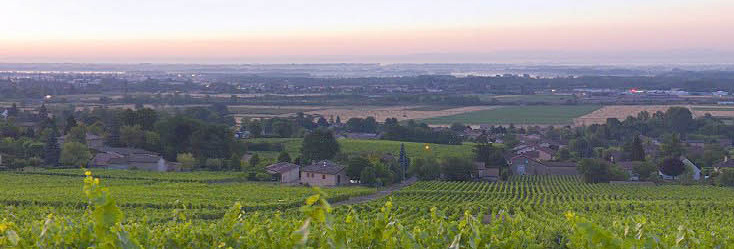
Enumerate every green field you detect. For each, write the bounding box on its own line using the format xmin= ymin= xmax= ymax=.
xmin=3 ymin=173 xmax=734 ymax=247
xmin=246 ymin=138 xmax=477 ymax=160
xmin=421 ymin=105 xmax=601 ymax=125
xmin=480 ymin=94 xmax=576 ymax=104
xmin=0 ymin=170 xmax=374 ymax=220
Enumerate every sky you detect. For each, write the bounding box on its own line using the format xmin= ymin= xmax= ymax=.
xmin=1 ymin=0 xmax=733 ymax=64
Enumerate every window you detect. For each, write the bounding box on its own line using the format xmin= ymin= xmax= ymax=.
xmin=322 ymin=174 xmax=326 ymax=179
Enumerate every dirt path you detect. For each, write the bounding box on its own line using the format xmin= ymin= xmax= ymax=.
xmin=333 ymin=177 xmax=417 ymax=206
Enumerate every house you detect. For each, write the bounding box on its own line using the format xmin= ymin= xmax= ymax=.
xmin=472 ymin=162 xmax=499 ymax=180
xmin=265 ymin=162 xmax=300 ymax=183
xmin=616 ymin=161 xmax=643 ymax=180
xmin=89 ymin=147 xmax=176 ymax=172
xmin=508 ymin=155 xmax=547 ymax=175
xmin=58 ymin=133 xmax=104 ymax=149
xmin=300 ymin=160 xmax=347 ymax=186
xmin=507 ymin=155 xmax=578 ymax=176
xmin=543 ymin=162 xmax=579 ymax=176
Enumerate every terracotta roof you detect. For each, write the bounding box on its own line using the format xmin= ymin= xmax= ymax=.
xmin=301 ymin=160 xmax=345 ymax=174
xmin=265 ymin=162 xmax=300 ymax=174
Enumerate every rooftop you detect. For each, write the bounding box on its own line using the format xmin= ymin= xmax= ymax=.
xmin=301 ymin=160 xmax=345 ymax=175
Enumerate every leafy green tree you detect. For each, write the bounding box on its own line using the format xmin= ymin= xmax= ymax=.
xmin=577 ymin=159 xmax=627 ymax=183
xmin=660 ymin=134 xmax=685 ymax=158
xmin=247 ymin=120 xmax=262 ymax=138
xmin=120 ymin=125 xmax=145 ymax=148
xmin=301 ymin=128 xmax=339 ymax=163
xmin=67 ymin=125 xmax=87 ymax=144
xmin=228 ymin=154 xmax=242 ymax=170
xmin=205 ymin=158 xmax=223 ymax=171
xmin=63 ymin=115 xmax=77 ymax=135
xmin=632 ymin=161 xmax=657 ymax=181
xmin=277 ymin=151 xmax=291 ymax=163
xmin=625 ymin=135 xmax=646 ymax=161
xmin=359 ymin=166 xmax=377 ymax=186
xmin=249 ymin=153 xmax=261 ymax=168
xmin=701 ymin=144 xmax=726 ymax=168
xmin=665 ymin=107 xmax=694 ymax=134
xmin=347 ymin=156 xmax=372 ymax=181
xmin=658 ymin=157 xmax=685 ymax=177
xmin=716 ymin=169 xmax=734 ymax=187
xmin=317 ymin=117 xmax=329 ymax=127
xmin=176 ymin=153 xmax=196 ymax=171
xmin=408 ymin=157 xmax=438 ymax=180
xmin=106 ymin=115 xmax=121 ymax=147
xmin=557 ymin=147 xmax=572 ymax=161
xmin=44 ymin=129 xmax=60 ymax=166
xmin=60 ymin=142 xmax=91 ymax=166
xmin=440 ymin=157 xmax=473 ymax=181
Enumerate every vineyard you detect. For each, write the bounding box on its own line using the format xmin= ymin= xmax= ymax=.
xmin=2 ymin=172 xmax=734 ymax=248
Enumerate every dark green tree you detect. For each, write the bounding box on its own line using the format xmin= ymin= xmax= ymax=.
xmin=347 ymin=156 xmax=372 ymax=181
xmin=249 ymin=153 xmax=261 ymax=168
xmin=440 ymin=157 xmax=474 ymax=181
xmin=658 ymin=157 xmax=685 ymax=177
xmin=247 ymin=120 xmax=262 ymax=138
xmin=64 ymin=115 xmax=77 ymax=135
xmin=626 ymin=135 xmax=646 ymax=161
xmin=577 ymin=159 xmax=627 ymax=183
xmin=317 ymin=117 xmax=329 ymax=127
xmin=106 ymin=115 xmax=121 ymax=147
xmin=277 ymin=151 xmax=291 ymax=163
xmin=301 ymin=128 xmax=340 ymax=163
xmin=665 ymin=107 xmax=694 ymax=134
xmin=359 ymin=166 xmax=377 ymax=186
xmin=44 ymin=129 xmax=60 ymax=166
xmin=660 ymin=133 xmax=685 ymax=158
xmin=398 ymin=143 xmax=409 ymax=180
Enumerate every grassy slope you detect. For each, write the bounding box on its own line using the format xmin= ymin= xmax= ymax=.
xmin=246 ymin=138 xmax=476 ymax=160
xmin=421 ymin=105 xmax=601 ymax=125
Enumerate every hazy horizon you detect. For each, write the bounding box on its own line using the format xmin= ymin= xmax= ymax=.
xmin=2 ymin=0 xmax=734 ymax=64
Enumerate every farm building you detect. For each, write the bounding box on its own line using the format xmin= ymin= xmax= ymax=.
xmin=507 ymin=155 xmax=578 ymax=176
xmin=58 ymin=133 xmax=104 ymax=149
xmin=473 ymin=162 xmax=499 ymax=180
xmin=300 ymin=160 xmax=347 ymax=186
xmin=89 ymin=147 xmax=178 ymax=172
xmin=265 ymin=162 xmax=300 ymax=183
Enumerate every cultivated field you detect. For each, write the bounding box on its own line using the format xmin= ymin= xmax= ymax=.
xmin=574 ymin=105 xmax=734 ymax=126
xmin=421 ymin=105 xmax=601 ymax=125
xmin=0 ymin=170 xmax=374 ymax=220
xmin=4 ymin=174 xmax=734 ymax=247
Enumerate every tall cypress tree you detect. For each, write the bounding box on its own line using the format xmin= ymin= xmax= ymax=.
xmin=629 ymin=135 xmax=646 ymax=161
xmin=38 ymin=104 xmax=48 ymax=120
xmin=44 ymin=129 xmax=60 ymax=166
xmin=398 ymin=143 xmax=409 ymax=181
xmin=106 ymin=115 xmax=121 ymax=147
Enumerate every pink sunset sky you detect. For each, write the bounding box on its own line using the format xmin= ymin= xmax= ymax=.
xmin=1 ymin=0 xmax=733 ymax=64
